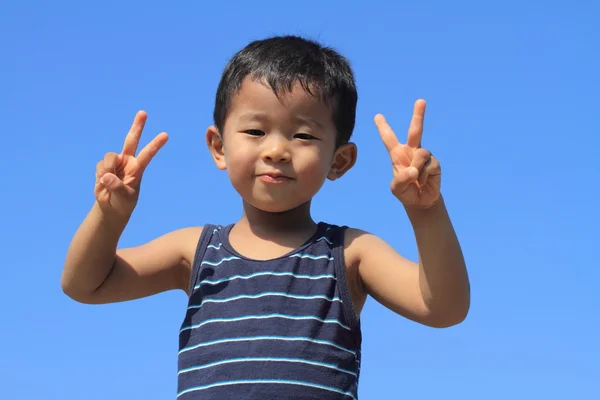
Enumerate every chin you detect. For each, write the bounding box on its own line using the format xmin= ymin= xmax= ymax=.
xmin=247 ymin=199 xmax=306 ymax=214
xmin=239 ymin=192 xmax=313 ymax=214
xmin=232 ymin=180 xmax=321 ymax=214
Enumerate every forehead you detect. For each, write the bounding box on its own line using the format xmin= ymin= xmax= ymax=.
xmin=226 ymin=77 xmax=334 ymax=128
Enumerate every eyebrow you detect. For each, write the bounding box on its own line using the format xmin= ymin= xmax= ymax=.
xmin=237 ymin=112 xmax=268 ymax=123
xmin=295 ymin=116 xmax=323 ymax=129
xmin=236 ymin=113 xmax=324 ymax=129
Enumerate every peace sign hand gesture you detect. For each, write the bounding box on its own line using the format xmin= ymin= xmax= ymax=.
xmin=375 ymin=100 xmax=441 ymax=210
xmin=94 ymin=111 xmax=168 ymax=219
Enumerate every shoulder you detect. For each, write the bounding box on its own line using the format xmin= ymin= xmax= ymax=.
xmin=316 ymin=224 xmax=392 ymax=265
xmin=342 ymin=227 xmax=382 ymax=265
xmin=342 ymin=227 xmax=391 ymax=282
xmin=139 ymin=226 xmax=205 ymax=277
xmin=162 ymin=225 xmax=207 ymax=293
xmin=163 ymin=225 xmax=204 ymax=247
xmin=175 ymin=224 xmax=234 ymax=267
xmin=142 ymin=225 xmax=205 ymax=269
xmin=171 ymin=225 xmax=205 ymax=263
xmin=342 ymin=227 xmax=414 ymax=279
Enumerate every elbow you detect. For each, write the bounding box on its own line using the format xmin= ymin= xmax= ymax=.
xmin=61 ymin=281 xmax=85 ymax=303
xmin=60 ymin=274 xmax=95 ymax=304
xmin=62 ymin=288 xmax=97 ymax=305
xmin=425 ymin=296 xmax=470 ymax=329
xmin=427 ymin=309 xmax=469 ymax=328
xmin=60 ymin=273 xmax=76 ymax=299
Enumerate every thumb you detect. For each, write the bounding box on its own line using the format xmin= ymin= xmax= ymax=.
xmin=391 ymin=166 xmax=419 ymax=194
xmin=100 ymin=173 xmax=130 ymax=196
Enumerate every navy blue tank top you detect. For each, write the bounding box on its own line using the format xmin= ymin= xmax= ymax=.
xmin=177 ymin=222 xmax=362 ymax=399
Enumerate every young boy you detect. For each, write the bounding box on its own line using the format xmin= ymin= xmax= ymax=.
xmin=61 ymin=35 xmax=470 ymax=399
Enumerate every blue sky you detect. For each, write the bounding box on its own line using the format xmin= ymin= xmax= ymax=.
xmin=2 ymin=1 xmax=598 ymax=398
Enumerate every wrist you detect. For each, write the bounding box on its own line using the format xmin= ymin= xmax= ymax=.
xmin=91 ymin=202 xmax=131 ymax=233
xmin=404 ymin=196 xmax=447 ymax=224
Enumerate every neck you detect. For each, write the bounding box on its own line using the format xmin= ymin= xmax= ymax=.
xmin=236 ymin=200 xmax=317 ymax=239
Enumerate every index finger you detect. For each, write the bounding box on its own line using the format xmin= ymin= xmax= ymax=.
xmin=406 ymin=99 xmax=426 ymax=148
xmin=137 ymin=132 xmax=169 ymax=170
xmin=374 ymin=114 xmax=400 ymax=153
xmin=122 ymin=110 xmax=148 ymax=156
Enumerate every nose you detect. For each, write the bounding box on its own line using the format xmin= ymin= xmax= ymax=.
xmin=261 ymin=136 xmax=291 ymax=163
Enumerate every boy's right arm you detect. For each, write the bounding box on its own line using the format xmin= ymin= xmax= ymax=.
xmin=61 ymin=111 xmax=198 ymax=304
xmin=61 ymin=203 xmax=201 ymax=304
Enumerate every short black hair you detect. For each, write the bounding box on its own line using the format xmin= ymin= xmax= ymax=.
xmin=213 ymin=35 xmax=357 ymax=146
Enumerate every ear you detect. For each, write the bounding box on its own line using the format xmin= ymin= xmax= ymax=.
xmin=206 ymin=125 xmax=227 ymax=170
xmin=327 ymin=142 xmax=357 ymax=180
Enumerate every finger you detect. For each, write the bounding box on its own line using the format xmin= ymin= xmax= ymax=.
xmin=406 ymin=99 xmax=426 ymax=148
xmin=95 ymin=160 xmax=104 ymax=182
xmin=122 ymin=110 xmax=148 ymax=156
xmin=103 ymin=152 xmax=121 ymax=176
xmin=374 ymin=114 xmax=401 ymax=153
xmin=391 ymin=166 xmax=419 ymax=195
xmin=409 ymin=148 xmax=432 ymax=176
xmin=99 ymin=172 xmax=127 ymax=194
xmin=418 ymin=155 xmax=440 ymax=187
xmin=137 ymin=132 xmax=169 ymax=170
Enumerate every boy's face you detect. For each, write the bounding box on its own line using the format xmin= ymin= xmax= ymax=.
xmin=207 ymin=77 xmax=356 ymax=213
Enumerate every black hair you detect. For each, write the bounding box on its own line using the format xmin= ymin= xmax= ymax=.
xmin=213 ymin=35 xmax=357 ymax=146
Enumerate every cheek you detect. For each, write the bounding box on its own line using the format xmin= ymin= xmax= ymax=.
xmin=224 ymin=139 xmax=255 ymax=168
xmin=299 ymin=160 xmax=328 ymax=177
xmin=223 ymin=143 xmax=256 ymax=186
xmin=295 ymin=148 xmax=332 ymax=182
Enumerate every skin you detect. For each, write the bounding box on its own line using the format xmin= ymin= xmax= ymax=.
xmin=61 ymin=77 xmax=470 ymax=328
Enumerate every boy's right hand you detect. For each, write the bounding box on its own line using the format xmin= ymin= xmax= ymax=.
xmin=95 ymin=111 xmax=168 ymax=220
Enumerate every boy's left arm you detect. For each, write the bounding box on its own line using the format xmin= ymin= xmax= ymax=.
xmin=348 ymin=100 xmax=470 ymax=328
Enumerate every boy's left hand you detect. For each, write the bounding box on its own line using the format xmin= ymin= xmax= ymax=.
xmin=375 ymin=99 xmax=441 ymax=210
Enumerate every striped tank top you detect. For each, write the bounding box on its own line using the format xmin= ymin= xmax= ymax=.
xmin=177 ymin=222 xmax=362 ymax=399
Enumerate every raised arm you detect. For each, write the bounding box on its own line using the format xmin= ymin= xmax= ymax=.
xmin=351 ymin=101 xmax=470 ymax=328
xmin=61 ymin=111 xmax=198 ymax=304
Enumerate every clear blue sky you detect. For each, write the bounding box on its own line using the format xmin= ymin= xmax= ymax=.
xmin=2 ymin=1 xmax=598 ymax=398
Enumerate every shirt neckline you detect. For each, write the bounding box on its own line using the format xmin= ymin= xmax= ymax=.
xmin=218 ymin=221 xmax=329 ymax=262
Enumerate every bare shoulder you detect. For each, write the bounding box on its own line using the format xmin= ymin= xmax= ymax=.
xmin=343 ymin=228 xmax=402 ymax=265
xmin=137 ymin=225 xmax=205 ymax=292
xmin=343 ymin=227 xmax=390 ymax=279
xmin=169 ymin=226 xmax=205 ymax=270
xmin=119 ymin=225 xmax=203 ymax=271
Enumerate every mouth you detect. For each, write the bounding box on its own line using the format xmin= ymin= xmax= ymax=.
xmin=257 ymin=172 xmax=293 ymax=184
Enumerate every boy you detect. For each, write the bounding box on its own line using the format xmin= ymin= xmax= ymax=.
xmin=61 ymin=35 xmax=470 ymax=399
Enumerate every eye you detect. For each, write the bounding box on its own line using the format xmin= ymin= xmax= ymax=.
xmin=244 ymin=129 xmax=265 ymax=136
xmin=294 ymin=133 xmax=318 ymax=140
